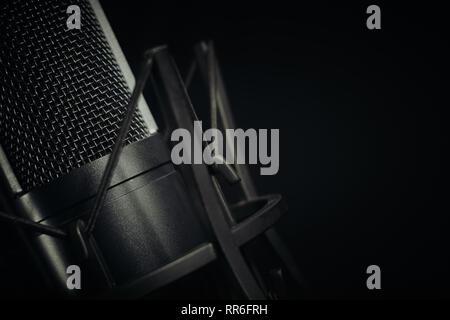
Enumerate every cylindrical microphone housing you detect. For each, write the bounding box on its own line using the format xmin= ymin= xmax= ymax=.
xmin=0 ymin=0 xmax=214 ymax=297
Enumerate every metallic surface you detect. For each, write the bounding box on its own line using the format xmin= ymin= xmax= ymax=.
xmin=0 ymin=0 xmax=151 ymax=191
xmin=13 ymin=134 xmax=211 ymax=295
xmin=89 ymin=0 xmax=157 ymax=133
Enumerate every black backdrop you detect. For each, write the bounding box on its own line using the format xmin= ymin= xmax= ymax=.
xmin=0 ymin=1 xmax=448 ymax=298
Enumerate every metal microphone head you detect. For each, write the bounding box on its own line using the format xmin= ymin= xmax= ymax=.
xmin=0 ymin=0 xmax=155 ymax=192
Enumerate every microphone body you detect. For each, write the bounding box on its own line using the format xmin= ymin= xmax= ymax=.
xmin=0 ymin=0 xmax=212 ymax=296
xmin=1 ymin=0 xmax=299 ymax=299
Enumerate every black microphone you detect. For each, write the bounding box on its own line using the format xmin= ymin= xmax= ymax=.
xmin=0 ymin=0 xmax=212 ymax=297
xmin=0 ymin=0 xmax=300 ymax=299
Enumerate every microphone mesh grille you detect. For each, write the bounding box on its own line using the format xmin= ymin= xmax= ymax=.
xmin=0 ymin=0 xmax=151 ymax=192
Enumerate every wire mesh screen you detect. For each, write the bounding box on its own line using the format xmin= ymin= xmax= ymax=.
xmin=0 ymin=0 xmax=151 ymax=192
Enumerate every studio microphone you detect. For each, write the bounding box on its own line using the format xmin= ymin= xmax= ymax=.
xmin=0 ymin=0 xmax=300 ymax=299
xmin=0 ymin=0 xmax=213 ymax=297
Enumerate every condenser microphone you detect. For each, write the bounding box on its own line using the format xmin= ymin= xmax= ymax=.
xmin=0 ymin=0 xmax=213 ymax=297
xmin=1 ymin=0 xmax=300 ymax=299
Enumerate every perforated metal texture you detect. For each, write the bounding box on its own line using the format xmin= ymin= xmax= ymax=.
xmin=0 ymin=0 xmax=151 ymax=192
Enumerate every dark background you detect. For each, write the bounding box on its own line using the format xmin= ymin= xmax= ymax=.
xmin=1 ymin=1 xmax=448 ymax=298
